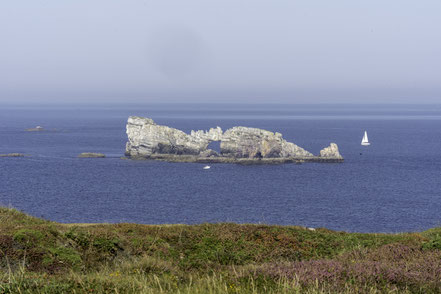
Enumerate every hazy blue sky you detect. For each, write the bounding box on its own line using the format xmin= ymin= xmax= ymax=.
xmin=1 ymin=0 xmax=441 ymax=103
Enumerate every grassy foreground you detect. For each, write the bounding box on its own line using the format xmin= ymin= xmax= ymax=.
xmin=0 ymin=207 xmax=440 ymax=293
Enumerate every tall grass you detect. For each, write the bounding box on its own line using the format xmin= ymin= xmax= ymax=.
xmin=1 ymin=207 xmax=440 ymax=293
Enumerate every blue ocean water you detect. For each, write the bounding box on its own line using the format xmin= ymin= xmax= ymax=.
xmin=1 ymin=103 xmax=441 ymax=233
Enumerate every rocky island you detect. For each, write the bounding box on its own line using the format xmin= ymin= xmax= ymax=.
xmin=125 ymin=116 xmax=343 ymax=163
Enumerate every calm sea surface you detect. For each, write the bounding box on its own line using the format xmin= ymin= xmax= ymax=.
xmin=1 ymin=103 xmax=441 ymax=233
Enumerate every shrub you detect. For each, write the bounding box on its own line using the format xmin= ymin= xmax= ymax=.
xmin=13 ymin=229 xmax=44 ymax=246
xmin=422 ymin=234 xmax=441 ymax=250
xmin=49 ymin=246 xmax=82 ymax=267
xmin=93 ymin=237 xmax=121 ymax=255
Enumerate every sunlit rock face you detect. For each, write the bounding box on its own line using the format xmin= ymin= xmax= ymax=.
xmin=125 ymin=116 xmax=342 ymax=163
xmin=319 ymin=143 xmax=343 ymax=160
xmin=125 ymin=116 xmax=211 ymax=157
xmin=220 ymin=127 xmax=313 ymax=158
xmin=190 ymin=127 xmax=223 ymax=142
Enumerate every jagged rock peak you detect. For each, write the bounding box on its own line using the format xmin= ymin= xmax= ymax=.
xmin=190 ymin=127 xmax=223 ymax=141
xmin=127 ymin=116 xmax=155 ymax=126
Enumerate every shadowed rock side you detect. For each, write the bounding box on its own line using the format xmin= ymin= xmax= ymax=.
xmin=125 ymin=116 xmax=343 ymax=163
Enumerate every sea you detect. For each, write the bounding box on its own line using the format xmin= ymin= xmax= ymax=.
xmin=1 ymin=103 xmax=441 ymax=233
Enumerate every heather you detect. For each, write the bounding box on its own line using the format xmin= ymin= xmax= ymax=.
xmin=0 ymin=207 xmax=440 ymax=293
xmin=254 ymin=244 xmax=441 ymax=292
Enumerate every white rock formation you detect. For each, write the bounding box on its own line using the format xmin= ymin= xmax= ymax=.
xmin=190 ymin=127 xmax=223 ymax=142
xmin=126 ymin=116 xmax=209 ymax=157
xmin=220 ymin=127 xmax=313 ymax=158
xmin=319 ymin=143 xmax=343 ymax=159
xmin=125 ymin=116 xmax=342 ymax=162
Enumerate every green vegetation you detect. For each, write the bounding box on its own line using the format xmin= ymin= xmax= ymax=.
xmin=0 ymin=206 xmax=440 ymax=293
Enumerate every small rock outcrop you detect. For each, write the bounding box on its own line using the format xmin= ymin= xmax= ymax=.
xmin=26 ymin=126 xmax=44 ymax=132
xmin=78 ymin=153 xmax=106 ymax=158
xmin=0 ymin=153 xmax=26 ymax=157
xmin=125 ymin=116 xmax=343 ymax=163
xmin=319 ymin=143 xmax=343 ymax=160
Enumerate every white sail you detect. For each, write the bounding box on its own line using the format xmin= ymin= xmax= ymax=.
xmin=361 ymin=131 xmax=370 ymax=146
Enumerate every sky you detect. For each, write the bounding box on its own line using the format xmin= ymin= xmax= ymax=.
xmin=1 ymin=0 xmax=441 ymax=104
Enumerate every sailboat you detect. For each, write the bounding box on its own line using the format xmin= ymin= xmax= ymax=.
xmin=361 ymin=131 xmax=370 ymax=146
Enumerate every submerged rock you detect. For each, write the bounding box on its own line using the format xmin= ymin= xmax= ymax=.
xmin=78 ymin=153 xmax=106 ymax=158
xmin=125 ymin=116 xmax=343 ymax=163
